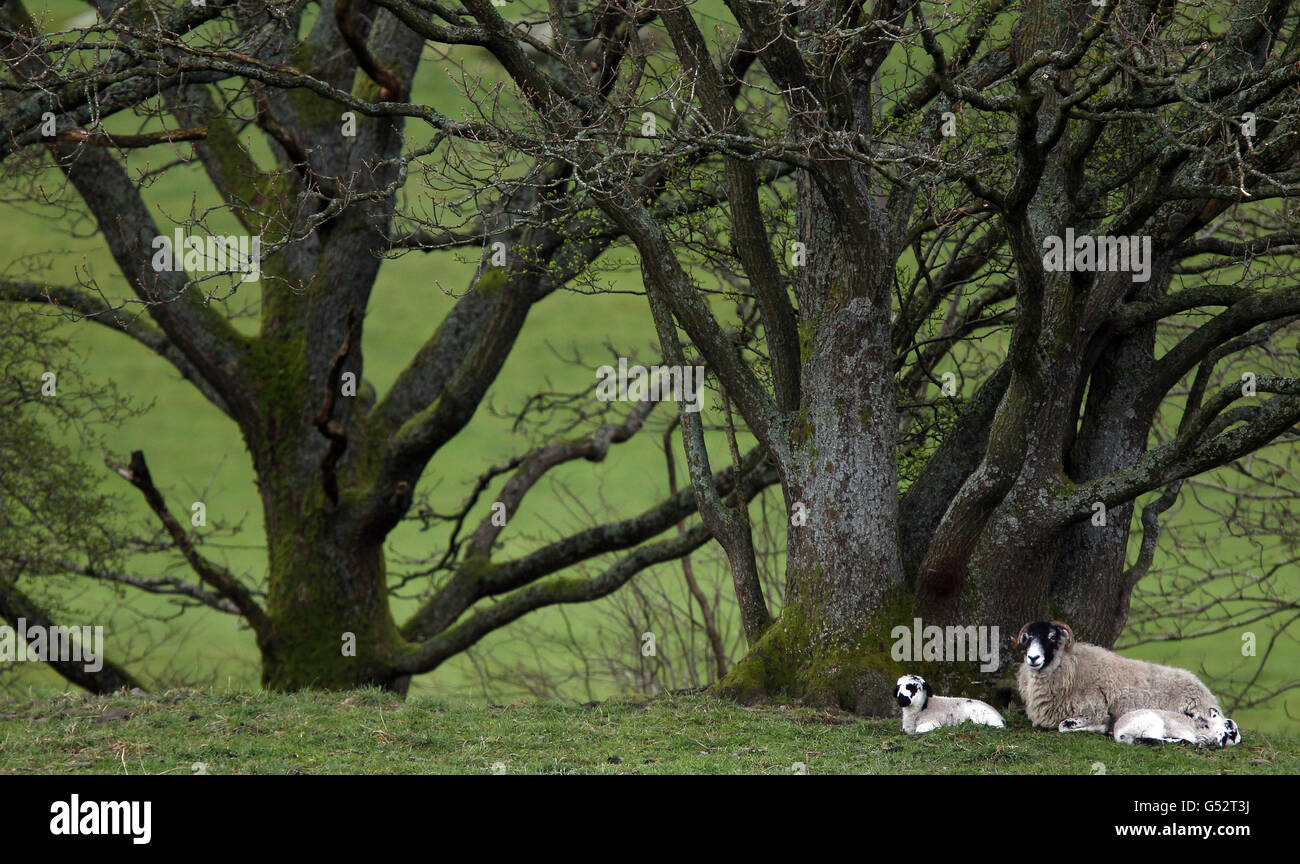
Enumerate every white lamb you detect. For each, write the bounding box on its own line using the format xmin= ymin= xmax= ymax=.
xmin=893 ymin=674 xmax=1006 ymax=735
xmin=1015 ymin=621 xmax=1230 ymax=737
xmin=1113 ymin=708 xmax=1241 ymax=748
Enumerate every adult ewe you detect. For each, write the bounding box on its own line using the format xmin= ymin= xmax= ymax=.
xmin=1015 ymin=621 xmax=1223 ymax=733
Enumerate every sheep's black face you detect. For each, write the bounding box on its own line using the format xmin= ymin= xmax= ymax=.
xmin=1017 ymin=621 xmax=1065 ymax=671
xmin=894 ymin=675 xmax=930 ymax=709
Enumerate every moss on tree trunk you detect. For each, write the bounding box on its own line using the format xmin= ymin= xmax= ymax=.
xmin=713 ymin=584 xmax=916 ymax=715
xmin=259 ymin=530 xmax=409 ymax=691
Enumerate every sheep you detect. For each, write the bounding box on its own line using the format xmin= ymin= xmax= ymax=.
xmin=1112 ymin=707 xmax=1242 ymax=748
xmin=893 ymin=674 xmax=1006 ymax=735
xmin=1015 ymin=620 xmax=1225 ymax=734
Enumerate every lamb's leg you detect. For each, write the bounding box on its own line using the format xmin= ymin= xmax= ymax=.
xmin=1058 ymin=716 xmax=1109 ymax=733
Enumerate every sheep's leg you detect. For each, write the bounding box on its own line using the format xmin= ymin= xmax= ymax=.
xmin=1058 ymin=716 xmax=1109 ymax=733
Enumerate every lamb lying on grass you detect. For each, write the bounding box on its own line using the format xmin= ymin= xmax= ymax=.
xmin=1112 ymin=708 xmax=1241 ymax=748
xmin=893 ymin=674 xmax=1005 ymax=735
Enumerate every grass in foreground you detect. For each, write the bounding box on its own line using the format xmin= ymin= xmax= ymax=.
xmin=0 ymin=688 xmax=1295 ymax=775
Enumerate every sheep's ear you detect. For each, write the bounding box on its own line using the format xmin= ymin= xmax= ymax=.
xmin=1050 ymin=621 xmax=1074 ymax=650
xmin=923 ymin=681 xmax=933 ymax=699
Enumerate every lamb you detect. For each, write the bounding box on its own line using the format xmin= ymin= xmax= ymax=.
xmin=1112 ymin=708 xmax=1242 ymax=748
xmin=893 ymin=674 xmax=1006 ymax=735
xmin=1015 ymin=620 xmax=1225 ymax=734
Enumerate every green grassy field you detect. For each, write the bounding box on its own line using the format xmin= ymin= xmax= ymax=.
xmin=3 ymin=0 xmax=1297 ymax=740
xmin=1 ymin=687 xmax=1295 ymax=774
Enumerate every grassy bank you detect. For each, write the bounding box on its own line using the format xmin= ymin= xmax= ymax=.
xmin=1 ymin=688 xmax=1295 ymax=775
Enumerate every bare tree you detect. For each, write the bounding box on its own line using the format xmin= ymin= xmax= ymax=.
xmin=0 ymin=0 xmax=784 ymax=694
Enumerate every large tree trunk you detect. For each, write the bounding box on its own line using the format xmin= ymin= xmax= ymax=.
xmin=246 ymin=287 xmax=410 ymax=692
xmin=715 ymin=160 xmax=907 ymax=712
xmin=259 ymin=507 xmax=408 ymax=692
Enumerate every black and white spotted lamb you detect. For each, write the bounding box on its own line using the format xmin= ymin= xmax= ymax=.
xmin=1014 ymin=621 xmax=1238 ymax=745
xmin=893 ymin=674 xmax=1006 ymax=735
xmin=1112 ymin=708 xmax=1241 ymax=748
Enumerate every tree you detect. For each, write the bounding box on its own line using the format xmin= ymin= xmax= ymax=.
xmin=1 ymin=0 xmax=777 ymax=693
xmin=3 ymin=0 xmax=1299 ymax=709
xmin=394 ymin=0 xmax=1300 ymax=710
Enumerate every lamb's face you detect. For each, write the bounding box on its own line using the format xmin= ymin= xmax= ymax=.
xmin=1017 ymin=621 xmax=1068 ymax=671
xmin=1194 ymin=708 xmax=1242 ymax=748
xmin=894 ymin=675 xmax=932 ymax=709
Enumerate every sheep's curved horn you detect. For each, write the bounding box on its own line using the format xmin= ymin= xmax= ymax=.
xmin=1013 ymin=623 xmax=1030 ymax=651
xmin=1050 ymin=621 xmax=1074 ymax=650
